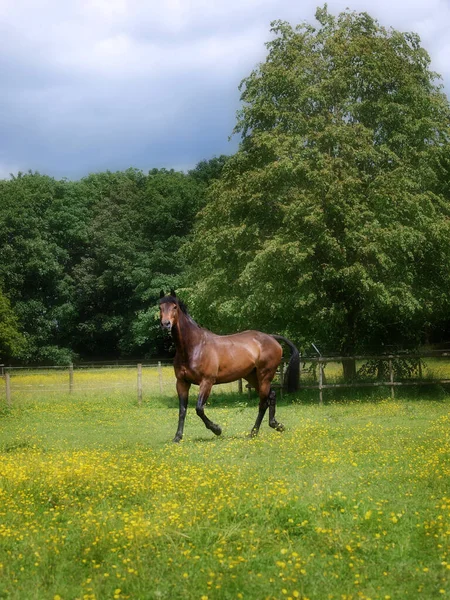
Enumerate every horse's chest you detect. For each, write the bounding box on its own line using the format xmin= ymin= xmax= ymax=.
xmin=175 ymin=364 xmax=203 ymax=385
xmin=174 ymin=347 xmax=217 ymax=383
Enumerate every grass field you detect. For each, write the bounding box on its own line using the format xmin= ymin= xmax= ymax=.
xmin=1 ymin=366 xmax=241 ymax=401
xmin=0 ymin=385 xmax=450 ymax=599
xmin=3 ymin=356 xmax=450 ymax=405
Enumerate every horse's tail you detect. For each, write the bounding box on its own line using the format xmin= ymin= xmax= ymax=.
xmin=271 ymin=335 xmax=300 ymax=393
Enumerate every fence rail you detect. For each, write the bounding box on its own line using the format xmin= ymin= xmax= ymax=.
xmin=2 ymin=353 xmax=450 ymax=405
xmin=298 ymin=352 xmax=450 ymax=404
xmin=0 ymin=361 xmax=241 ymax=405
xmin=1 ymin=362 xmax=175 ymax=406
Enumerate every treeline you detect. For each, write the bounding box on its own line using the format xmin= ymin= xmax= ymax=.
xmin=0 ymin=159 xmax=227 ymax=363
xmin=3 ymin=6 xmax=450 ymax=366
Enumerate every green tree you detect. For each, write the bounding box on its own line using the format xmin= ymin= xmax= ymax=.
xmin=0 ymin=164 xmax=210 ymax=364
xmin=70 ymin=169 xmax=146 ymax=358
xmin=72 ymin=168 xmax=207 ymax=358
xmin=0 ymin=289 xmax=24 ymax=361
xmin=129 ymin=168 xmax=209 ymax=357
xmin=185 ymin=7 xmax=450 ymax=375
xmin=0 ymin=172 xmax=83 ymax=363
xmin=188 ymin=155 xmax=230 ymax=185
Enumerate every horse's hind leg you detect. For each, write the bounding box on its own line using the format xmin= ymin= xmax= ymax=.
xmin=248 ymin=372 xmax=268 ymax=438
xmin=250 ymin=395 xmax=269 ymax=437
xmin=196 ymin=380 xmax=222 ymax=436
xmin=249 ymin=369 xmax=285 ymax=436
xmin=268 ymin=387 xmax=285 ymax=432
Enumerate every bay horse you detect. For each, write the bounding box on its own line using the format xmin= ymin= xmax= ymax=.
xmin=159 ymin=290 xmax=299 ymax=442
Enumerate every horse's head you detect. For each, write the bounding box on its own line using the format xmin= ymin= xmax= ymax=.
xmin=159 ymin=290 xmax=179 ymax=332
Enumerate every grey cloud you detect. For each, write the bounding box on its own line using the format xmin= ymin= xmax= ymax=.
xmin=0 ymin=0 xmax=449 ymax=179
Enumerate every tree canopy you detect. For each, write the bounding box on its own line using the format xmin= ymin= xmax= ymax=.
xmin=185 ymin=6 xmax=450 ymax=358
xmin=0 ymin=288 xmax=24 ymax=361
xmin=0 ymin=159 xmax=228 ymax=363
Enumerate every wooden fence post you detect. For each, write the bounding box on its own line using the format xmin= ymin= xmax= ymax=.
xmin=69 ymin=363 xmax=74 ymax=393
xmin=137 ymin=363 xmax=143 ymax=405
xmin=279 ymin=362 xmax=284 ymax=400
xmin=5 ymin=372 xmax=11 ymax=407
xmin=158 ymin=361 xmax=163 ymax=394
xmin=389 ymin=357 xmax=395 ymax=399
xmin=318 ymin=361 xmax=323 ymax=406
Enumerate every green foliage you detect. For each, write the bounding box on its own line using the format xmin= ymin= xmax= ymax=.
xmin=0 ymin=288 xmax=24 ymax=360
xmin=185 ymin=7 xmax=450 ymax=355
xmin=71 ymin=168 xmax=207 ymax=357
xmin=0 ymin=162 xmax=218 ymax=363
xmin=188 ymin=154 xmax=230 ymax=184
xmin=0 ymin=172 xmax=81 ymax=363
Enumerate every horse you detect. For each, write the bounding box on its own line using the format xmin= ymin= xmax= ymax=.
xmin=159 ymin=290 xmax=300 ymax=442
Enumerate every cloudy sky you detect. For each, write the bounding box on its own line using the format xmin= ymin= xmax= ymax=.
xmin=0 ymin=0 xmax=449 ymax=180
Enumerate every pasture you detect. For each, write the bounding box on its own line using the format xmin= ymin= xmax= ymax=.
xmin=0 ymin=381 xmax=449 ymax=599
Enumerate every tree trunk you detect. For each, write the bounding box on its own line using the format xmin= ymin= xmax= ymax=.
xmin=342 ymin=358 xmax=357 ymax=381
xmin=376 ymin=360 xmax=384 ymax=380
xmin=341 ymin=310 xmax=358 ymax=381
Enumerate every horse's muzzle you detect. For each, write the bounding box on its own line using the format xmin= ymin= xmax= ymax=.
xmin=161 ymin=321 xmax=172 ymax=332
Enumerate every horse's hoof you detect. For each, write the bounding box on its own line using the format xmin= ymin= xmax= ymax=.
xmin=212 ymin=425 xmax=222 ymax=436
xmin=248 ymin=429 xmax=258 ymax=438
xmin=173 ymin=436 xmax=182 ymax=443
xmin=270 ymin=421 xmax=285 ymax=432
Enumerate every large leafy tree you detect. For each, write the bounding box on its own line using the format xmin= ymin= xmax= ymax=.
xmin=0 ymin=172 xmax=85 ymax=363
xmin=70 ymin=169 xmax=147 ymax=358
xmin=0 ymin=288 xmax=24 ymax=361
xmin=129 ymin=166 xmax=220 ymax=357
xmin=0 ymin=165 xmax=212 ymax=363
xmin=72 ymin=168 xmax=208 ymax=358
xmin=185 ymin=7 xmax=450 ymax=370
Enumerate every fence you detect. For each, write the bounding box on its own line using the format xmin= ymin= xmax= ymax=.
xmin=0 ymin=361 xmax=243 ymax=406
xmin=297 ymin=352 xmax=450 ymax=404
xmin=1 ymin=353 xmax=450 ymax=406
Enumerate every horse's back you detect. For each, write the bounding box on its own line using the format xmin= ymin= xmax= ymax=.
xmin=211 ymin=330 xmax=282 ymax=382
xmin=213 ymin=329 xmax=275 ymax=347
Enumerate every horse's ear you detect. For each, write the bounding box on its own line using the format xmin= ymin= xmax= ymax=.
xmin=159 ymin=290 xmax=165 ymax=298
xmin=170 ymin=289 xmax=176 ymax=297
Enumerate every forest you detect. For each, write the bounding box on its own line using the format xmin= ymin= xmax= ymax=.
xmin=1 ymin=6 xmax=450 ymax=365
xmin=0 ymin=159 xmax=227 ymax=363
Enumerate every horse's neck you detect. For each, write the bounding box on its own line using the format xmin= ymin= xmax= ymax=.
xmin=172 ymin=312 xmax=202 ymax=363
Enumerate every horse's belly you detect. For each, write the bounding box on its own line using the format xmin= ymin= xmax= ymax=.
xmin=215 ymin=355 xmax=255 ymax=384
xmin=215 ymin=372 xmax=249 ymax=384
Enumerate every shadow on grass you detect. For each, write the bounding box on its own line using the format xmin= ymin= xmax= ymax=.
xmin=144 ymin=382 xmax=450 ymax=410
xmin=294 ymin=383 xmax=450 ymax=405
xmin=191 ymin=435 xmax=225 ymax=443
xmin=1 ymin=439 xmax=36 ymax=453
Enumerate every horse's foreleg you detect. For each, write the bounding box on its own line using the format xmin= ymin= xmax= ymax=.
xmin=196 ymin=380 xmax=222 ymax=436
xmin=268 ymin=387 xmax=285 ymax=432
xmin=173 ymin=379 xmax=191 ymax=443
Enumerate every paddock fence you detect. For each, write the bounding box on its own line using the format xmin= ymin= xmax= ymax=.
xmin=0 ymin=361 xmax=244 ymax=406
xmin=1 ymin=352 xmax=450 ymax=406
xmin=296 ymin=351 xmax=450 ymax=404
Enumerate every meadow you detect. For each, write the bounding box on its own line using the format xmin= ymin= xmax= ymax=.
xmin=0 ymin=372 xmax=449 ymax=599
